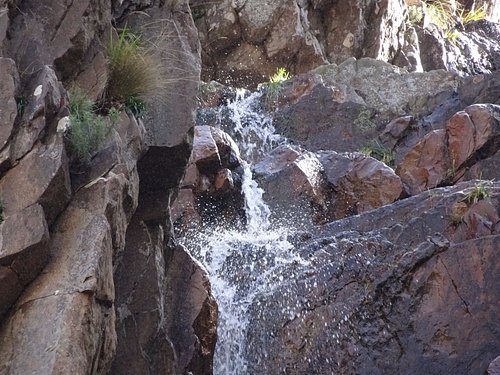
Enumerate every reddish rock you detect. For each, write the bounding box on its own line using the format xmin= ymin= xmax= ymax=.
xmin=447 ymin=105 xmax=499 ymax=168
xmin=321 ymin=151 xmax=403 ymax=219
xmin=197 ymin=0 xmax=405 ymax=86
xmin=255 ymin=146 xmax=328 ymax=225
xmin=192 ymin=125 xmax=221 ymax=173
xmin=396 ymin=129 xmax=448 ymax=195
xmin=396 ymin=104 xmax=500 ymax=195
xmin=214 ymin=168 xmax=234 ymax=191
xmin=253 ymin=144 xmax=300 ymax=177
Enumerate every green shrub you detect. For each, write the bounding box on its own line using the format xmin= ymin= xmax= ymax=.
xmin=266 ymin=67 xmax=290 ymax=106
xmin=67 ymin=89 xmax=118 ymax=163
xmin=125 ymin=96 xmax=147 ymax=119
xmin=106 ymin=26 xmax=164 ymax=106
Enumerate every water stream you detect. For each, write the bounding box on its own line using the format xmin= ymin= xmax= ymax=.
xmin=182 ymin=90 xmax=309 ymax=374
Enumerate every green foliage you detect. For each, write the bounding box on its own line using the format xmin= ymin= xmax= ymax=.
xmin=266 ymin=67 xmax=290 ymax=106
xmin=125 ymin=96 xmax=147 ymax=119
xmin=270 ymin=67 xmax=290 ymax=84
xmin=462 ymin=180 xmax=492 ymax=204
xmin=67 ymin=89 xmax=118 ymax=163
xmin=360 ymin=142 xmax=395 ymax=166
xmin=15 ymin=96 xmax=27 ymax=116
xmin=106 ymin=26 xmax=164 ymax=107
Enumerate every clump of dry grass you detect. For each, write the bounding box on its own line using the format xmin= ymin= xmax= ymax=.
xmin=106 ymin=26 xmax=165 ymax=104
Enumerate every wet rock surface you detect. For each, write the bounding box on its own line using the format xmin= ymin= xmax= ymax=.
xmin=245 ymin=181 xmax=500 ymax=375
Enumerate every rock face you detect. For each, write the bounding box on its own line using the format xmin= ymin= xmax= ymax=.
xmin=396 ymin=104 xmax=500 ymax=195
xmin=171 ymin=125 xmax=245 ymax=235
xmin=194 ymin=0 xmax=407 ymax=86
xmin=245 ymin=181 xmax=500 ymax=375
xmin=193 ymin=0 xmax=500 ymax=86
xmin=272 ymin=58 xmax=460 ymax=152
xmin=0 ymin=1 xmax=217 ymax=374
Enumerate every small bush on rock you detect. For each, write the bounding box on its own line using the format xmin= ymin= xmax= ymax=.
xmin=462 ymin=180 xmax=491 ymax=204
xmin=67 ymin=89 xmax=118 ymax=163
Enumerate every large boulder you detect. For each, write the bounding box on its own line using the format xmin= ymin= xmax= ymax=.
xmin=254 ymin=145 xmax=328 ymax=226
xmin=244 ymin=180 xmax=500 ymax=374
xmin=320 ymin=151 xmax=403 ymax=219
xmin=172 ymin=125 xmax=245 ymax=234
xmin=396 ymin=104 xmax=500 ymax=195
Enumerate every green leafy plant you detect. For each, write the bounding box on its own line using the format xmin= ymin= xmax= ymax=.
xmin=461 ymin=179 xmax=492 ymax=204
xmin=360 ymin=142 xmax=395 ymax=166
xmin=125 ymin=96 xmax=147 ymax=119
xmin=106 ymin=26 xmax=164 ymax=109
xmin=67 ymin=89 xmax=118 ymax=163
xmin=266 ymin=67 xmax=290 ymax=106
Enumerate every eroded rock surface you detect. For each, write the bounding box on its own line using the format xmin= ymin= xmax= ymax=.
xmin=245 ymin=181 xmax=500 ymax=375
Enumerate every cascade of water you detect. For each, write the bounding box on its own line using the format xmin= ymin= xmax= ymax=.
xmin=183 ymin=90 xmax=308 ymax=374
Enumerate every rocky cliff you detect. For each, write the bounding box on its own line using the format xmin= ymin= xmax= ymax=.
xmin=0 ymin=1 xmax=216 ymax=374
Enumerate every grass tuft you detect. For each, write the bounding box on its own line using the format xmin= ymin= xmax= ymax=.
xmin=106 ymin=26 xmax=164 ymax=106
xmin=67 ymin=89 xmax=118 ymax=164
xmin=461 ymin=179 xmax=492 ymax=204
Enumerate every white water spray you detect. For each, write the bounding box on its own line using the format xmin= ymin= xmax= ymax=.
xmin=183 ymin=90 xmax=309 ymax=374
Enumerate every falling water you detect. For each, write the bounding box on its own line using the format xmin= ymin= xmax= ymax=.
xmin=183 ymin=90 xmax=309 ymax=374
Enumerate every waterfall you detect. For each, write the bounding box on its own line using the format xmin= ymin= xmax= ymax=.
xmin=183 ymin=90 xmax=309 ymax=374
